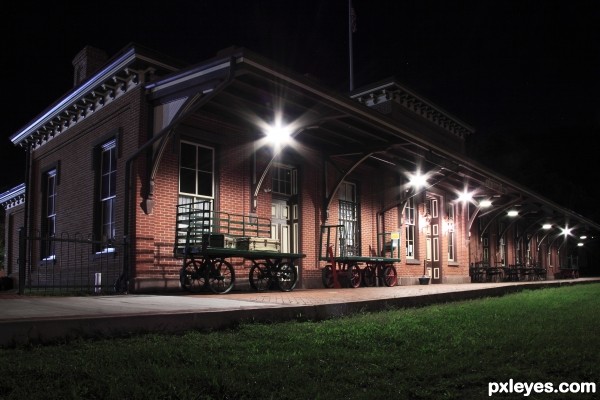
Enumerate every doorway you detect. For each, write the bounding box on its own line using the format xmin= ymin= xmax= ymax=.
xmin=271 ymin=199 xmax=299 ymax=253
xmin=426 ymin=196 xmax=442 ymax=284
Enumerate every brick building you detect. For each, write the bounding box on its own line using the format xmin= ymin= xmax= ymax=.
xmin=3 ymin=43 xmax=599 ymax=293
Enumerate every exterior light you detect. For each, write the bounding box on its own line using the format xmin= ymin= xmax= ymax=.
xmin=561 ymin=226 xmax=572 ymax=236
xmin=479 ymin=199 xmax=492 ymax=208
xmin=408 ymin=172 xmax=428 ymax=189
xmin=264 ymin=118 xmax=292 ymax=146
xmin=577 ymin=242 xmax=584 ymax=247
xmin=580 ymin=235 xmax=587 ymax=240
xmin=507 ymin=210 xmax=518 ymax=217
xmin=457 ymin=189 xmax=473 ymax=203
xmin=542 ymin=223 xmax=552 ymax=230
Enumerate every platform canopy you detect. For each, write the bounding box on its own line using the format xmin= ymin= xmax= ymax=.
xmin=10 ymin=44 xmax=599 ymax=242
xmin=142 ymin=47 xmax=599 ymax=242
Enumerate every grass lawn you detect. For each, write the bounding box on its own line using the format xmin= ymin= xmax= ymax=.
xmin=1 ymin=284 xmax=599 ymax=399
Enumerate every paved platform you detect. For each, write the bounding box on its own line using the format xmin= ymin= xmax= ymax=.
xmin=1 ymin=278 xmax=599 ymax=347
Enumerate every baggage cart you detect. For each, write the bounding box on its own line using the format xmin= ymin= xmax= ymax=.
xmin=319 ymin=225 xmax=399 ymax=288
xmin=174 ymin=201 xmax=304 ymax=294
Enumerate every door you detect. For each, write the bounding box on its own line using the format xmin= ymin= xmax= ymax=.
xmin=427 ymin=196 xmax=442 ymax=284
xmin=272 ymin=199 xmax=291 ymax=253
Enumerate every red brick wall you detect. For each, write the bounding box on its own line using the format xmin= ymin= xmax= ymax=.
xmin=21 ymin=86 xmax=492 ymax=291
xmin=30 ymin=88 xmax=145 ymax=239
xmin=25 ymin=88 xmax=146 ymax=289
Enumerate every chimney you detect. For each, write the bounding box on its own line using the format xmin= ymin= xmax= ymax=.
xmin=72 ymin=46 xmax=108 ymax=87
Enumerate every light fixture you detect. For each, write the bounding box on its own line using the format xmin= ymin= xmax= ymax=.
xmin=457 ymin=189 xmax=473 ymax=203
xmin=264 ymin=117 xmax=292 ymax=146
xmin=507 ymin=210 xmax=519 ymax=217
xmin=479 ymin=199 xmax=492 ymax=208
xmin=408 ymin=171 xmax=428 ymax=189
xmin=542 ymin=223 xmax=552 ymax=230
xmin=561 ymin=226 xmax=572 ymax=236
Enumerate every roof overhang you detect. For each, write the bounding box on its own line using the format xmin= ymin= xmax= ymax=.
xmin=10 ymin=44 xmax=181 ymax=148
xmin=12 ymin=44 xmax=598 ymax=238
xmin=0 ymin=183 xmax=26 ymax=210
xmin=146 ymin=47 xmax=600 ymax=236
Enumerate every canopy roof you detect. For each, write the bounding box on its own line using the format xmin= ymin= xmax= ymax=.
xmin=146 ymin=47 xmax=600 ymax=238
xmin=11 ymin=44 xmax=600 ymax=240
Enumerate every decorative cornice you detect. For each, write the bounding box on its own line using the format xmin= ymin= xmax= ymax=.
xmin=0 ymin=183 xmax=26 ymax=210
xmin=10 ymin=46 xmax=179 ymax=150
xmin=351 ymin=81 xmax=474 ymax=140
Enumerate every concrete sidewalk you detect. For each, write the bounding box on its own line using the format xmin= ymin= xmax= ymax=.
xmin=1 ymin=278 xmax=599 ymax=347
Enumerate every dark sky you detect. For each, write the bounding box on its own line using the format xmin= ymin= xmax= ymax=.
xmin=2 ymin=0 xmax=599 ymax=219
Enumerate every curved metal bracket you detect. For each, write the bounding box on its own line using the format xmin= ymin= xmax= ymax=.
xmin=251 ymin=115 xmax=345 ymax=212
xmin=323 ymin=152 xmax=374 ymax=221
xmin=479 ymin=197 xmax=522 ymax=238
xmin=140 ymin=64 xmax=235 ymax=214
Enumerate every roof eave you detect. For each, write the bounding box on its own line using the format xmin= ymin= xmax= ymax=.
xmin=10 ymin=45 xmax=180 ymax=147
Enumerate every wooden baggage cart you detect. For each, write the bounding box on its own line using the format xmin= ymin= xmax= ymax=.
xmin=175 ymin=201 xmax=304 ymax=294
xmin=319 ymin=225 xmax=399 ymax=288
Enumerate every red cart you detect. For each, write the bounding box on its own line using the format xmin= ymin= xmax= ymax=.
xmin=319 ymin=225 xmax=399 ymax=288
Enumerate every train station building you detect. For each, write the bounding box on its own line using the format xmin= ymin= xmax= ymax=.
xmin=2 ymin=43 xmax=599 ymax=293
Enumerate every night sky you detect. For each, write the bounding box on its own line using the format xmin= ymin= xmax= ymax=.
xmin=2 ymin=0 xmax=599 ymax=221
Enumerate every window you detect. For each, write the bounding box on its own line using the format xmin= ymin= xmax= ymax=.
xmin=480 ymin=218 xmax=490 ymax=262
xmin=42 ymin=169 xmax=57 ymax=259
xmin=498 ymin=222 xmax=506 ymax=266
xmin=99 ymin=139 xmax=116 ymax=241
xmin=404 ymin=197 xmax=415 ymax=259
xmin=178 ymin=142 xmax=214 ymax=233
xmin=179 ymin=142 xmax=214 ymax=199
xmin=483 ymin=237 xmax=489 ymax=262
xmin=272 ymin=165 xmax=296 ymax=196
xmin=339 ymin=182 xmax=358 ymax=256
xmin=447 ymin=203 xmax=456 ymax=261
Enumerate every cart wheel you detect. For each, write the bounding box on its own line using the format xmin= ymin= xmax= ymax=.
xmin=249 ymin=263 xmax=270 ymax=291
xmin=347 ymin=263 xmax=362 ymax=288
xmin=362 ymin=265 xmax=376 ymax=287
xmin=382 ymin=265 xmax=397 ymax=287
xmin=180 ymin=259 xmax=206 ymax=293
xmin=322 ymin=265 xmax=334 ymax=288
xmin=276 ymin=263 xmax=298 ymax=292
xmin=206 ymin=259 xmax=235 ymax=294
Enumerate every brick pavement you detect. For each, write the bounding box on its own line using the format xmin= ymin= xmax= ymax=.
xmin=1 ymin=278 xmax=598 ymax=347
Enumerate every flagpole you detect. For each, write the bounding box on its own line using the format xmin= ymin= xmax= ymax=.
xmin=348 ymin=0 xmax=354 ymax=92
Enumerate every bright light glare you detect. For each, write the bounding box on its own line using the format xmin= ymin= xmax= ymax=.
xmin=408 ymin=171 xmax=428 ymax=189
xmin=561 ymin=226 xmax=572 ymax=236
xmin=264 ymin=116 xmax=292 ymax=145
xmin=580 ymin=235 xmax=587 ymax=240
xmin=507 ymin=210 xmax=519 ymax=217
xmin=542 ymin=223 xmax=552 ymax=230
xmin=457 ymin=190 xmax=473 ymax=203
xmin=479 ymin=199 xmax=492 ymax=208
xmin=577 ymin=242 xmax=584 ymax=247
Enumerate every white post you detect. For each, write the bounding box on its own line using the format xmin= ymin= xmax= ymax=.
xmin=94 ymin=273 xmax=102 ymax=294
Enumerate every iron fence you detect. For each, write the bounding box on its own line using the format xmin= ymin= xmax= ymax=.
xmin=18 ymin=229 xmax=127 ymax=295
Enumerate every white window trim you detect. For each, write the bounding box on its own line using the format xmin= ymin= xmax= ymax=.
xmin=179 ymin=140 xmax=215 ymax=200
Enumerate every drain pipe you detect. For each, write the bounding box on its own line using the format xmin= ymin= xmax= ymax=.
xmin=18 ymin=145 xmax=33 ymax=294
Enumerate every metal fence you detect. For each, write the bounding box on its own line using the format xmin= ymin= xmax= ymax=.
xmin=18 ymin=229 xmax=127 ymax=295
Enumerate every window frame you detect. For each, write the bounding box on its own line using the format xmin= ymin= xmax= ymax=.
xmin=447 ymin=202 xmax=456 ymax=262
xmin=41 ymin=168 xmax=57 ymax=260
xmin=271 ymin=164 xmax=297 ymax=196
xmin=179 ymin=141 xmax=215 ymax=200
xmin=98 ymin=139 xmax=117 ymax=243
xmin=404 ymin=197 xmax=416 ymax=259
xmin=338 ymin=181 xmax=359 ymax=256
